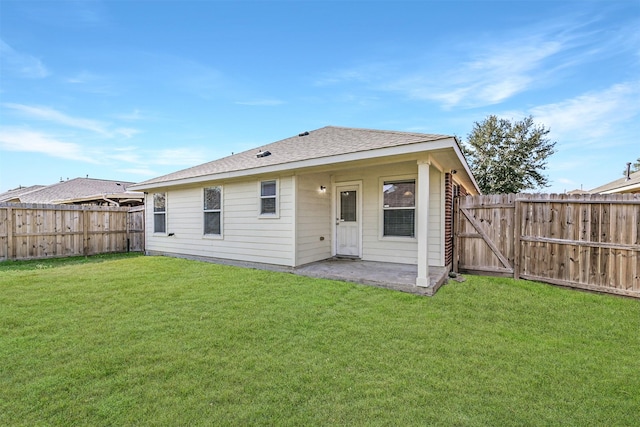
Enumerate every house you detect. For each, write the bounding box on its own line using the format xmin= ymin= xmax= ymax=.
xmin=589 ymin=170 xmax=640 ymax=194
xmin=0 ymin=185 xmax=47 ymax=203
xmin=129 ymin=126 xmax=479 ymax=289
xmin=0 ymin=177 xmax=144 ymax=206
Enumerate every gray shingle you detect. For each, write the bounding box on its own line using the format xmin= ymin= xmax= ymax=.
xmin=0 ymin=185 xmax=46 ymax=202
xmin=5 ymin=178 xmax=136 ymax=204
xmin=134 ymin=126 xmax=450 ymax=187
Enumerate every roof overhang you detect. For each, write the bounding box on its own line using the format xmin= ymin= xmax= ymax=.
xmin=600 ymin=181 xmax=640 ymax=194
xmin=130 ymin=137 xmax=480 ymax=193
xmin=53 ymin=191 xmax=144 ymax=205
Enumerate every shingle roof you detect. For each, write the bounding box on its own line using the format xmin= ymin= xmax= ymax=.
xmin=133 ymin=126 xmax=451 ymax=187
xmin=0 ymin=185 xmax=47 ymax=202
xmin=2 ymin=178 xmax=137 ymax=204
xmin=589 ymin=170 xmax=640 ymax=194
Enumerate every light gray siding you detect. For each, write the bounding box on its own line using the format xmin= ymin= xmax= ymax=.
xmin=333 ymin=162 xmax=444 ymax=266
xmin=144 ymin=161 xmax=445 ymax=269
xmin=428 ymin=166 xmax=443 ymax=265
xmin=295 ymin=173 xmax=332 ymax=265
xmin=145 ymin=176 xmax=296 ymax=266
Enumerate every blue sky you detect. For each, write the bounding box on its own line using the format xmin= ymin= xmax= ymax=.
xmin=1 ymin=0 xmax=638 ymax=193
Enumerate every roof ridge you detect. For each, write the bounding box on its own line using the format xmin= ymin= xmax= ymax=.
xmin=130 ymin=125 xmax=457 ymax=189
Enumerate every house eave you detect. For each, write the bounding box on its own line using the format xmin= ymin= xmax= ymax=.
xmin=600 ymin=182 xmax=640 ymax=194
xmin=130 ymin=137 xmax=463 ymax=191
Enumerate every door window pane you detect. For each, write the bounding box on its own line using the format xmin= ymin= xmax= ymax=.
xmin=340 ymin=191 xmax=356 ymax=222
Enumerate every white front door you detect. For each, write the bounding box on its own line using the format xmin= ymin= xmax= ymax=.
xmin=336 ymin=185 xmax=360 ymax=257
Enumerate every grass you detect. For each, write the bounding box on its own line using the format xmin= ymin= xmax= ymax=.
xmin=1 ymin=254 xmax=638 ymax=426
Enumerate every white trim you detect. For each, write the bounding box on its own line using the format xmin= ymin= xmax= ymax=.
xmin=440 ymin=169 xmax=446 ymax=266
xmin=258 ymin=178 xmax=280 ymax=218
xmin=601 ymin=182 xmax=640 ymax=194
xmin=292 ymin=175 xmax=298 ymax=267
xmin=332 ymin=180 xmax=363 ymax=258
xmin=452 ymin=137 xmax=481 ymax=194
xmin=202 ymin=185 xmax=223 ymax=239
xmin=152 ymin=191 xmax=167 ymax=235
xmin=130 ymin=138 xmax=458 ymax=191
xmin=416 ymin=160 xmax=430 ymax=287
xmin=378 ymin=174 xmax=418 ymax=241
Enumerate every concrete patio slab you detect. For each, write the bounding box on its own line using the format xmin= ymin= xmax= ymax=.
xmin=294 ymin=258 xmax=450 ymax=296
xmin=149 ymin=252 xmax=450 ymax=296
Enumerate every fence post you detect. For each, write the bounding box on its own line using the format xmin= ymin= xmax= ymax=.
xmin=6 ymin=207 xmax=13 ymax=260
xmin=513 ymin=198 xmax=521 ymax=280
xmin=83 ymin=208 xmax=89 ymax=256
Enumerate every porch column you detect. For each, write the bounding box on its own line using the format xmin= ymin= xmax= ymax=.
xmin=416 ymin=159 xmax=430 ymax=288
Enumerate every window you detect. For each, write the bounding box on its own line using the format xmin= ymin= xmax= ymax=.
xmin=204 ymin=186 xmax=222 ymax=235
xmin=260 ymin=180 xmax=278 ymax=215
xmin=153 ymin=192 xmax=166 ymax=233
xmin=383 ymin=180 xmax=415 ymax=237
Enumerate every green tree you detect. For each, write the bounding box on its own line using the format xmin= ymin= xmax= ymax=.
xmin=622 ymin=157 xmax=640 ymax=176
xmin=463 ymin=115 xmax=557 ymax=194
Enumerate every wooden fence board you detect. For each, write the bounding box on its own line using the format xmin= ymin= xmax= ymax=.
xmin=456 ymin=193 xmax=640 ymax=298
xmin=0 ymin=203 xmax=144 ymax=261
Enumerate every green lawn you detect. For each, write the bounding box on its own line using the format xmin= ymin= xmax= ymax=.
xmin=1 ymin=254 xmax=638 ymax=426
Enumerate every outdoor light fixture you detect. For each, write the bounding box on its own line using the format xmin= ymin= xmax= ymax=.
xmin=320 ymin=185 xmax=326 ymax=192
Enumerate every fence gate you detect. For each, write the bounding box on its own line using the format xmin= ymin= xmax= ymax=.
xmin=454 ymin=194 xmax=516 ymax=276
xmin=455 ymin=193 xmax=640 ymax=298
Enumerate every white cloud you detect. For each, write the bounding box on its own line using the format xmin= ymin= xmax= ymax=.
xmin=117 ymin=168 xmax=158 ymax=177
xmin=3 ymin=103 xmax=109 ymax=135
xmin=529 ymin=82 xmax=640 ymax=144
xmin=3 ymin=103 xmax=144 ymax=139
xmin=66 ymin=71 xmax=98 ymax=84
xmin=114 ymin=128 xmax=141 ymax=138
xmin=389 ymin=40 xmax=564 ymax=109
xmin=0 ymin=127 xmax=96 ymax=163
xmin=0 ymin=39 xmax=49 ymax=79
xmin=114 ymin=109 xmax=145 ymax=121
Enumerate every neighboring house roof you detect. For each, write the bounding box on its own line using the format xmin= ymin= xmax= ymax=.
xmin=0 ymin=178 xmax=144 ymax=205
xmin=589 ymin=170 xmax=640 ymax=194
xmin=131 ymin=125 xmax=479 ymax=192
xmin=0 ymin=185 xmax=47 ymax=202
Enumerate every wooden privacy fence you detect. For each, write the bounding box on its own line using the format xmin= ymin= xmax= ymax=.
xmin=454 ymin=193 xmax=640 ymax=298
xmin=0 ymin=203 xmax=145 ymax=261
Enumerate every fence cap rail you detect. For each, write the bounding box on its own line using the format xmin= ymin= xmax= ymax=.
xmin=0 ymin=202 xmax=136 ymax=211
xmin=458 ymin=193 xmax=640 ymax=205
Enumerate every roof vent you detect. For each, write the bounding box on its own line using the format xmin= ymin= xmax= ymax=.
xmin=257 ymin=150 xmax=271 ymax=158
xmin=298 ymin=131 xmax=309 ymax=137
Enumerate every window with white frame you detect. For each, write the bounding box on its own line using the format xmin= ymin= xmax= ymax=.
xmin=382 ymin=180 xmax=415 ymax=237
xmin=153 ymin=192 xmax=166 ymax=233
xmin=260 ymin=180 xmax=278 ymax=215
xmin=204 ymin=186 xmax=222 ymax=235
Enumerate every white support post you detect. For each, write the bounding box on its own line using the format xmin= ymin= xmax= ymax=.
xmin=416 ymin=159 xmax=430 ymax=287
